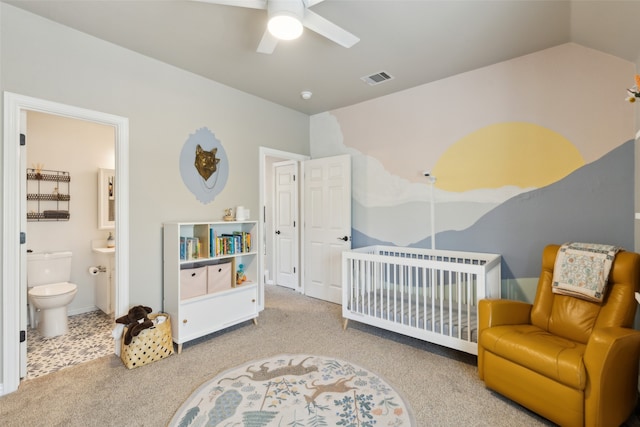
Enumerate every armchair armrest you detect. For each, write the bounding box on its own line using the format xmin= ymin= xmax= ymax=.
xmin=584 ymin=327 xmax=640 ymax=426
xmin=477 ymin=299 xmax=532 ymax=380
xmin=478 ymin=299 xmax=532 ymax=330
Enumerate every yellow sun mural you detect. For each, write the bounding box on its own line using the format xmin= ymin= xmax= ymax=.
xmin=432 ymin=122 xmax=585 ymax=192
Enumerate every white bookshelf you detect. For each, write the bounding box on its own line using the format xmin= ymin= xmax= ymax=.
xmin=163 ymin=220 xmax=260 ymax=353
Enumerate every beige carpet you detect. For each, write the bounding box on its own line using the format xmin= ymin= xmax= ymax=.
xmin=0 ymin=285 xmax=606 ymax=426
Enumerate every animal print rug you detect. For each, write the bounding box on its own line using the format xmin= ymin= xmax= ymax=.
xmin=169 ymin=354 xmax=415 ymax=426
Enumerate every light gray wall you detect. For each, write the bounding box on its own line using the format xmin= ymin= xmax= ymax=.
xmin=0 ymin=3 xmax=310 ymax=387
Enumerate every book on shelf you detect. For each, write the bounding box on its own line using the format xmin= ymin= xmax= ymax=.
xmin=233 ymin=231 xmax=251 ymax=253
xmin=209 ymin=227 xmax=215 ymax=258
xmin=181 ymin=237 xmax=201 ymax=260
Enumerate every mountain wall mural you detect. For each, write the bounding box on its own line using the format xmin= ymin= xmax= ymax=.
xmin=353 ymin=139 xmax=634 ymax=279
xmin=311 ymin=43 xmax=636 ymax=288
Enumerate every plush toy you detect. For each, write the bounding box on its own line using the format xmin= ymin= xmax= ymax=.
xmin=115 ymin=305 xmax=153 ymax=345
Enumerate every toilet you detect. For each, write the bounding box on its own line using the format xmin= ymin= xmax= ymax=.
xmin=27 ymin=251 xmax=78 ymax=338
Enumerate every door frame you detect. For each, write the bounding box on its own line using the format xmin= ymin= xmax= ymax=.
xmin=258 ymin=147 xmax=309 ymax=294
xmin=2 ymin=92 xmax=130 ymax=395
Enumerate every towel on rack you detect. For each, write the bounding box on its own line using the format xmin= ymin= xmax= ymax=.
xmin=552 ymin=242 xmax=621 ymax=302
xmin=43 ymin=210 xmax=70 ymax=219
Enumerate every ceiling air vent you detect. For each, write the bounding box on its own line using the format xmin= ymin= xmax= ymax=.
xmin=361 ymin=71 xmax=394 ymax=86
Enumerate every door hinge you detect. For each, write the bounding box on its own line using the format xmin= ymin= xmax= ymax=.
xmin=20 ymin=232 xmax=26 ymax=244
xmin=293 ymin=220 xmax=296 ymax=227
xmin=293 ymin=174 xmax=296 ymax=181
xmin=20 ymin=330 xmax=26 ymax=343
xmin=20 ymin=134 xmax=26 ymax=146
xmin=293 ymin=267 xmax=296 ymax=274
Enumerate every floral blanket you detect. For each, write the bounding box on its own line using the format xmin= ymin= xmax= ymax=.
xmin=552 ymin=242 xmax=620 ymax=302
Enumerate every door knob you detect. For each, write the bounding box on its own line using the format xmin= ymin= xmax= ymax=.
xmin=338 ymin=236 xmax=349 ymax=241
xmin=275 ymin=230 xmax=281 ymax=235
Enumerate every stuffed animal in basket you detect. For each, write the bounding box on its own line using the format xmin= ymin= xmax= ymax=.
xmin=115 ymin=305 xmax=153 ymax=345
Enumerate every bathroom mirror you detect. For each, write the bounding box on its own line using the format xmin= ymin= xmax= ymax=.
xmin=98 ymin=168 xmax=115 ymax=230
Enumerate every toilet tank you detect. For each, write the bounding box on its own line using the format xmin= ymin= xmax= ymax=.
xmin=27 ymin=251 xmax=73 ymax=286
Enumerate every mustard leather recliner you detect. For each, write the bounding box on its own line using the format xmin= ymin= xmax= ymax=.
xmin=478 ymin=244 xmax=640 ymax=427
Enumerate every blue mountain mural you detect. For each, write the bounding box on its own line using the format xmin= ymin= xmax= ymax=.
xmin=353 ymin=140 xmax=634 ymax=280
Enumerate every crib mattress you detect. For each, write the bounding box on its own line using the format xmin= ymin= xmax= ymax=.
xmin=348 ymin=295 xmax=478 ymax=343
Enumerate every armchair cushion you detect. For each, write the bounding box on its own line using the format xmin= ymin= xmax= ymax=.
xmin=481 ymin=324 xmax=586 ymax=389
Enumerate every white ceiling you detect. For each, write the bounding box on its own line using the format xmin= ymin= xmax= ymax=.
xmin=4 ymin=0 xmax=640 ymax=115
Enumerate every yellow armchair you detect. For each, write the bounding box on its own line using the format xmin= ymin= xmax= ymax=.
xmin=478 ymin=244 xmax=640 ymax=427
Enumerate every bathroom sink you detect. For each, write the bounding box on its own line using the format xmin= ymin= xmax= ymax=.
xmin=92 ymin=247 xmax=115 ymax=254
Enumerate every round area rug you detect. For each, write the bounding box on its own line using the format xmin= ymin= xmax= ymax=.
xmin=170 ymin=354 xmax=415 ymax=426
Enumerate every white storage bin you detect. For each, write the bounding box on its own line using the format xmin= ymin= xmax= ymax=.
xmin=180 ymin=266 xmax=207 ymax=299
xmin=207 ymin=263 xmax=232 ymax=294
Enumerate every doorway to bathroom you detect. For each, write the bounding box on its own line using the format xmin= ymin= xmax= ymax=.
xmin=24 ymin=111 xmax=116 ymax=379
xmin=2 ymin=92 xmax=130 ymax=395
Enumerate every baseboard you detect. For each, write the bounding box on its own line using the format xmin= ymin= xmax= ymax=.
xmin=68 ymin=305 xmax=100 ymax=316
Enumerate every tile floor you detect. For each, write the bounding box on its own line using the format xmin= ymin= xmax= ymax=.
xmin=27 ymin=310 xmax=114 ymax=379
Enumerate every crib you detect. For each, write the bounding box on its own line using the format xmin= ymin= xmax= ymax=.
xmin=342 ymin=245 xmax=501 ymax=355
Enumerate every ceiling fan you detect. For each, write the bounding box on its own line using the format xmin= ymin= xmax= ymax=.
xmin=195 ymin=0 xmax=360 ymax=54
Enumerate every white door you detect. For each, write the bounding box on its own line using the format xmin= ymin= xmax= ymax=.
xmin=273 ymin=161 xmax=298 ymax=289
xmin=303 ymin=154 xmax=351 ymax=304
xmin=20 ymin=110 xmax=27 ymax=378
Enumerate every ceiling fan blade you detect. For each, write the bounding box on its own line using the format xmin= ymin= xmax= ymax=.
xmin=257 ymin=29 xmax=279 ymax=54
xmin=191 ymin=0 xmax=267 ymax=10
xmin=302 ymin=9 xmax=359 ymax=48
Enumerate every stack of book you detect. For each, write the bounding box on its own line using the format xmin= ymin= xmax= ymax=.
xmin=180 ymin=237 xmax=201 ymax=260
xmin=210 ymin=231 xmax=251 ymax=257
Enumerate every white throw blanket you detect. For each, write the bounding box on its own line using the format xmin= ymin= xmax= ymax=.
xmin=552 ymin=242 xmax=621 ymax=302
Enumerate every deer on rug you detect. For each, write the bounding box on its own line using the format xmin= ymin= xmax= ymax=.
xmin=217 ymin=356 xmax=318 ymax=384
xmin=304 ymin=376 xmax=356 ymax=404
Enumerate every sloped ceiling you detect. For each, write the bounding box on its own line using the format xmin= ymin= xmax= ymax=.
xmin=3 ymin=0 xmax=640 ymax=115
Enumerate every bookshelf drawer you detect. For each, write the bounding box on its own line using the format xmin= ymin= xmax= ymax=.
xmin=180 ymin=266 xmax=207 ymax=300
xmin=207 ymin=263 xmax=232 ymax=294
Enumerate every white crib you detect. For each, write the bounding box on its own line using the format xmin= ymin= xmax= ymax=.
xmin=342 ymin=245 xmax=501 ymax=355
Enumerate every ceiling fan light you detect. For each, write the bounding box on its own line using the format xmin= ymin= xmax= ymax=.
xmin=268 ymin=14 xmax=303 ymax=40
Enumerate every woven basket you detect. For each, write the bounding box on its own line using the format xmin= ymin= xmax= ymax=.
xmin=121 ymin=313 xmax=174 ymax=369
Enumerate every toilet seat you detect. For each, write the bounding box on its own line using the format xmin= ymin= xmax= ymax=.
xmin=28 ymin=282 xmax=77 ymax=297
xmin=28 ymin=282 xmax=78 ymax=337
